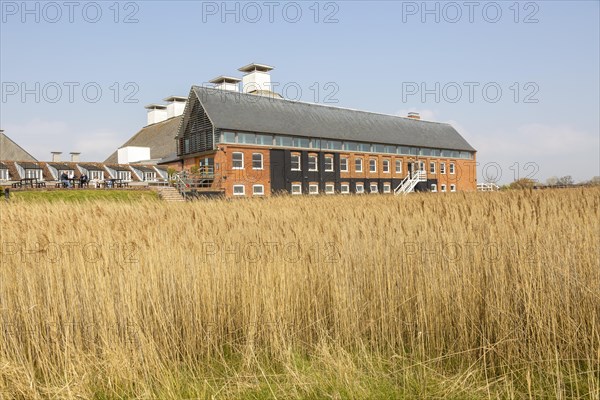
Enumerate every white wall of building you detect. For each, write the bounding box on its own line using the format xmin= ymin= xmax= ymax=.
xmin=118 ymin=146 xmax=151 ymax=164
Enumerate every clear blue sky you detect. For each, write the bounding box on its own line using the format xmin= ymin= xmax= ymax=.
xmin=1 ymin=0 xmax=599 ymax=184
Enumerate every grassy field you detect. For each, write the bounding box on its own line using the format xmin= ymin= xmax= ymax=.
xmin=0 ymin=189 xmax=598 ymax=399
xmin=3 ymin=189 xmax=159 ymax=203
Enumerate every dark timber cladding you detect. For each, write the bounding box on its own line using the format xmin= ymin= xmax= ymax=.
xmin=177 ymin=90 xmax=215 ymax=156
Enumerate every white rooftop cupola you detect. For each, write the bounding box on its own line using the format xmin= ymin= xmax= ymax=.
xmin=145 ymin=104 xmax=168 ymax=125
xmin=70 ymin=152 xmax=81 ymax=162
xmin=51 ymin=151 xmax=62 ymax=162
xmin=209 ymin=76 xmax=242 ymax=92
xmin=238 ymin=63 xmax=274 ymax=94
xmin=163 ymin=96 xmax=187 ymax=119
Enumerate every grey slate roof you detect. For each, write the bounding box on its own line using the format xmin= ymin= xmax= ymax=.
xmin=104 ymin=116 xmax=182 ymax=163
xmin=192 ymin=86 xmax=475 ymax=152
xmin=0 ymin=132 xmax=37 ymax=161
xmin=131 ymin=165 xmax=155 ymax=173
xmin=79 ymin=163 xmax=105 ymax=171
xmin=18 ymin=162 xmax=41 ymax=169
xmin=0 ymin=162 xmax=7 ymax=169
xmin=48 ymin=163 xmax=74 ymax=170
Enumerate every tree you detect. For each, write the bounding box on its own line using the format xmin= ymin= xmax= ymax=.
xmin=509 ymin=178 xmax=536 ymax=190
xmin=546 ymin=176 xmax=559 ymax=186
xmin=588 ymin=176 xmax=600 ymax=186
xmin=558 ymin=175 xmax=574 ymax=186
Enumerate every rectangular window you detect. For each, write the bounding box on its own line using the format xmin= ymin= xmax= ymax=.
xmin=384 ymin=145 xmax=396 ymax=154
xmin=450 ymin=184 xmax=456 ymax=192
xmin=383 ymin=183 xmax=391 ymax=193
xmin=293 ymin=137 xmax=310 ymax=148
xmin=340 ymin=157 xmax=348 ymax=172
xmin=430 ymin=162 xmax=436 ymax=174
xmin=431 ymin=184 xmax=437 ymax=192
xmin=291 ymin=183 xmax=302 ymax=195
xmin=355 ymin=183 xmax=364 ymax=194
xmin=311 ymin=139 xmax=321 ymax=149
xmin=291 ymin=154 xmax=301 ymax=171
xmin=275 ymin=136 xmax=294 ymax=147
xmin=325 ymin=183 xmax=335 ymax=194
xmin=340 ymin=183 xmax=350 ymax=194
xmin=144 ymin=172 xmax=156 ymax=181
xmin=252 ymin=153 xmax=263 ymax=170
xmin=0 ymin=169 xmax=8 ymax=180
xmin=256 ymin=134 xmax=273 ymax=146
xmin=369 ymin=159 xmax=377 ymax=173
xmin=118 ymin=171 xmax=131 ymax=181
xmin=232 ymin=152 xmax=244 ymax=169
xmin=344 ymin=142 xmax=358 ymax=151
xmin=238 ymin=133 xmax=256 ymax=144
xmin=324 ymin=155 xmax=334 ymax=172
xmin=383 ymin=159 xmax=390 ymax=173
xmin=309 ymin=183 xmax=319 ymax=195
xmin=253 ymin=184 xmax=264 ymax=196
xmin=372 ymin=144 xmax=385 ymax=153
xmin=420 ymin=148 xmax=432 ymax=157
xmin=441 ymin=184 xmax=447 ymax=192
xmin=355 ymin=158 xmax=363 ymax=173
xmin=221 ymin=131 xmax=236 ymax=143
xmin=370 ymin=183 xmax=378 ymax=193
xmin=357 ymin=143 xmax=370 ymax=152
xmin=440 ymin=163 xmax=446 ymax=174
xmin=89 ymin=170 xmax=104 ymax=180
xmin=419 ymin=161 xmax=426 ymax=172
xmin=395 ymin=159 xmax=402 ymax=174
xmin=233 ymin=185 xmax=245 ymax=196
xmin=449 ymin=163 xmax=455 ymax=174
xmin=308 ymin=155 xmax=318 ymax=171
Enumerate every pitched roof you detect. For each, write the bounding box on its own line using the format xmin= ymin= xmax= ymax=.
xmin=48 ymin=163 xmax=75 ymax=170
xmin=192 ymin=86 xmax=476 ymax=152
xmin=17 ymin=162 xmax=41 ymax=169
xmin=131 ymin=165 xmax=156 ymax=173
xmin=0 ymin=132 xmax=37 ymax=161
xmin=104 ymin=116 xmax=182 ymax=163
xmin=78 ymin=163 xmax=105 ymax=171
xmin=0 ymin=162 xmax=7 ymax=169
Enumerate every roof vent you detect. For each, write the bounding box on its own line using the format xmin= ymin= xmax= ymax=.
xmin=70 ymin=152 xmax=81 ymax=162
xmin=145 ymin=104 xmax=168 ymax=125
xmin=163 ymin=96 xmax=187 ymax=119
xmin=209 ymin=76 xmax=241 ymax=92
xmin=51 ymin=151 xmax=62 ymax=162
xmin=407 ymin=112 xmax=421 ymax=120
xmin=238 ymin=63 xmax=274 ymax=94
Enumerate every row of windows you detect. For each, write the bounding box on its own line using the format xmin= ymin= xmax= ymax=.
xmin=232 ymin=152 xmax=263 ymax=170
xmin=431 ymin=184 xmax=457 ymax=192
xmin=233 ymin=184 xmax=264 ymax=196
xmin=232 ymin=182 xmax=458 ymax=196
xmin=220 ymin=131 xmax=474 ymax=159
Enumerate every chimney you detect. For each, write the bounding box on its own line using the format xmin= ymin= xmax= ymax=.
xmin=144 ymin=104 xmax=168 ymax=125
xmin=407 ymin=112 xmax=421 ymax=120
xmin=238 ymin=63 xmax=274 ymax=94
xmin=163 ymin=96 xmax=187 ymax=119
xmin=70 ymin=152 xmax=80 ymax=162
xmin=51 ymin=151 xmax=62 ymax=162
xmin=209 ymin=76 xmax=241 ymax=92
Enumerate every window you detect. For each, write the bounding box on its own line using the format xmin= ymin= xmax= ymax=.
xmin=441 ymin=184 xmax=447 ymax=192
xmin=419 ymin=161 xmax=425 ymax=172
xmin=89 ymin=170 xmax=103 ymax=180
xmin=449 ymin=163 xmax=455 ymax=174
xmin=252 ymin=153 xmax=263 ymax=170
xmin=344 ymin=142 xmax=358 ymax=151
xmin=431 ymin=184 xmax=437 ymax=192
xmin=372 ymin=144 xmax=385 ymax=153
xmin=275 ymin=136 xmax=294 ymax=147
xmin=369 ymin=159 xmax=377 ymax=173
xmin=118 ymin=171 xmax=131 ymax=181
xmin=256 ymin=134 xmax=273 ymax=146
xmin=357 ymin=143 xmax=370 ymax=152
xmin=370 ymin=183 xmax=378 ymax=193
xmin=430 ymin=162 xmax=436 ymax=174
xmin=221 ymin=131 xmax=236 ymax=143
xmin=291 ymin=154 xmax=301 ymax=171
xmin=26 ymin=169 xmax=42 ymax=179
xmin=308 ymin=155 xmax=318 ymax=171
xmin=355 ymin=183 xmax=364 ymax=193
xmin=233 ymin=185 xmax=245 ymax=196
xmin=293 ymin=137 xmax=310 ymax=148
xmin=232 ymin=152 xmax=244 ymax=169
xmin=450 ymin=184 xmax=456 ymax=192
xmin=383 ymin=183 xmax=391 ymax=193
xmin=309 ymin=183 xmax=319 ymax=195
xmin=291 ymin=183 xmax=302 ymax=195
xmin=355 ymin=158 xmax=363 ymax=173
xmin=340 ymin=183 xmax=350 ymax=194
xmin=0 ymin=169 xmax=8 ymax=181
xmin=383 ymin=159 xmax=390 ymax=173
xmin=324 ymin=155 xmax=334 ymax=172
xmin=238 ymin=133 xmax=256 ymax=144
xmin=440 ymin=163 xmax=446 ymax=174
xmin=253 ymin=185 xmax=264 ymax=196
xmin=384 ymin=145 xmax=396 ymax=154
xmin=395 ymin=159 xmax=402 ymax=174
xmin=340 ymin=157 xmax=348 ymax=172
xmin=144 ymin=172 xmax=157 ymax=181
xmin=325 ymin=140 xmax=343 ymax=150
xmin=325 ymin=183 xmax=335 ymax=194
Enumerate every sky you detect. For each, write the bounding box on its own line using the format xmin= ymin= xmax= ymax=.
xmin=1 ymin=0 xmax=599 ymax=184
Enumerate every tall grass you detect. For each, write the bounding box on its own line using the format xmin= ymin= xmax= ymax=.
xmin=1 ymin=189 xmax=599 ymax=399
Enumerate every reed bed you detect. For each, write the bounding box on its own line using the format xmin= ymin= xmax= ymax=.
xmin=0 ymin=188 xmax=598 ymax=399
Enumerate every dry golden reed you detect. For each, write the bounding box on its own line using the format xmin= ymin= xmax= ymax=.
xmin=0 ymin=188 xmax=599 ymax=399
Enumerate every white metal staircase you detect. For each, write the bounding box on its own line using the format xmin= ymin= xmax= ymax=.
xmin=394 ymin=171 xmax=427 ymax=195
